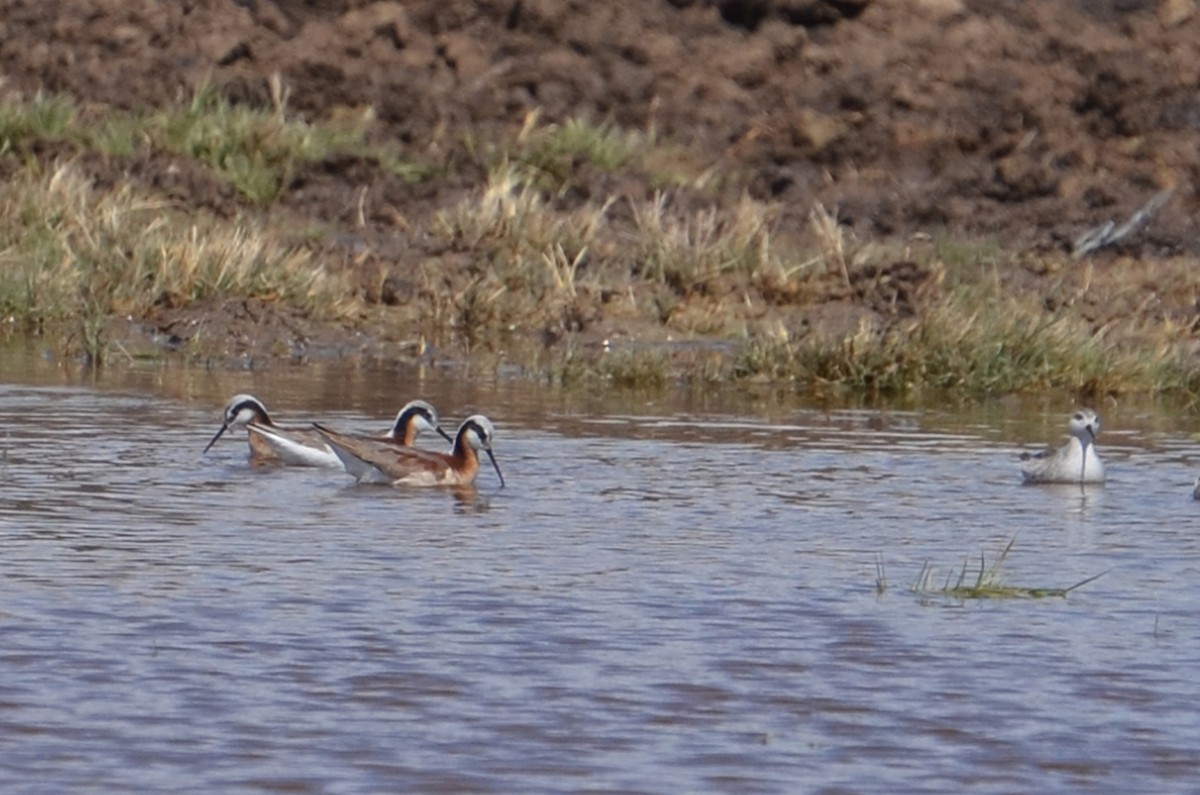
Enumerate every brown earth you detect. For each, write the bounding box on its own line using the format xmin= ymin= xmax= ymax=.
xmin=2 ymin=0 xmax=1200 ymax=366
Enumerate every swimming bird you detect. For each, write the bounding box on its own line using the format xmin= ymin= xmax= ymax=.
xmin=384 ymin=400 xmax=455 ymax=447
xmin=314 ymin=415 xmax=505 ymax=488
xmin=247 ymin=399 xmax=453 ymax=468
xmin=202 ymin=394 xmax=334 ymax=466
xmin=1020 ymin=409 xmax=1105 ymax=484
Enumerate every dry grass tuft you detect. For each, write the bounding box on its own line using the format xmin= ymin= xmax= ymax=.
xmin=632 ymin=192 xmax=782 ymax=290
xmin=809 ymin=202 xmax=851 ymax=287
xmin=0 ymin=162 xmax=356 ymax=362
xmin=430 ymin=161 xmax=615 ymax=335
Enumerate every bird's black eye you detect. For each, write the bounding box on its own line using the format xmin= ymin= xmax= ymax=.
xmin=1072 ymin=412 xmax=1083 ymax=421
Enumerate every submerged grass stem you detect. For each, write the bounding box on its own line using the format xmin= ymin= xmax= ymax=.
xmin=908 ymin=538 xmax=1108 ymax=601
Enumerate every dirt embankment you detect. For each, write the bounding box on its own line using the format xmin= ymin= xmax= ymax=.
xmin=2 ymin=0 xmax=1199 ymax=365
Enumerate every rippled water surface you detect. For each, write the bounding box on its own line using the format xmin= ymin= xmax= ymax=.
xmin=3 ymin=353 xmax=1200 ymax=793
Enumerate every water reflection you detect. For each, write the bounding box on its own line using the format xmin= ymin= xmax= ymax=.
xmin=2 ymin=351 xmax=1200 ymax=791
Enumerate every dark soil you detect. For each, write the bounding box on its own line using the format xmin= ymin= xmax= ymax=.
xmin=3 ymin=0 xmax=1200 ymax=365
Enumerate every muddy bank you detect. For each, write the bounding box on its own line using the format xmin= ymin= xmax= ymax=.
xmin=2 ymin=0 xmax=1199 ymax=377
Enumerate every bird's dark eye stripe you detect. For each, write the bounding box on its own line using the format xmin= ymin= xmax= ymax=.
xmin=400 ymin=407 xmax=434 ymax=424
xmin=232 ymin=399 xmax=268 ymax=421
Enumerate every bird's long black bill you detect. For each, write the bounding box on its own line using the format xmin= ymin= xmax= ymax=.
xmin=437 ymin=426 xmax=454 ymax=444
xmin=486 ymin=448 xmax=505 ymax=488
xmin=203 ymin=423 xmax=230 ymax=454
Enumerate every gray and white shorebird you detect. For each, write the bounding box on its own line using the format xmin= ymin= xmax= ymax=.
xmin=203 ymin=394 xmax=326 ymax=466
xmin=1020 ymin=409 xmax=1105 ymax=484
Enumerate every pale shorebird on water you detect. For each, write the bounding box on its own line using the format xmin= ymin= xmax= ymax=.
xmin=314 ymin=414 xmax=505 ymax=488
xmin=202 ymin=394 xmax=328 ymax=466
xmin=1020 ymin=408 xmax=1105 ymax=485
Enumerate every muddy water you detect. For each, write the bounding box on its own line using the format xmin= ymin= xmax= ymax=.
xmin=3 ymin=345 xmax=1200 ymax=792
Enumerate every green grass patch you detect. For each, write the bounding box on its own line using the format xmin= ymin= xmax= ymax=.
xmin=501 ymin=111 xmax=718 ymax=194
xmin=908 ymin=538 xmax=1107 ymax=601
xmin=0 ymin=85 xmax=430 ymax=203
xmin=141 ymin=83 xmax=372 ymax=203
xmin=515 ymin=114 xmax=635 ymax=180
xmin=731 ymin=284 xmax=1186 ymax=397
xmin=0 ymin=93 xmax=76 ymax=153
xmin=432 ymin=156 xmax=786 ymax=339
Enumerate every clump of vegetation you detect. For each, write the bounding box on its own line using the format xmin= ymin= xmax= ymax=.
xmin=731 ymin=273 xmax=1197 ymax=398
xmin=0 ymin=162 xmax=355 ymax=363
xmin=631 ymin=191 xmax=784 ymax=289
xmin=512 ymin=112 xmax=636 ymax=187
xmin=908 ymin=538 xmax=1107 ymax=601
xmin=2 ymin=86 xmax=1199 ymax=394
xmin=429 ymin=160 xmax=612 ymax=338
xmin=0 ymin=93 xmax=77 ymax=152
xmin=143 ymin=83 xmax=351 ymax=203
xmin=0 ymin=81 xmax=429 ymax=204
xmin=431 ymin=149 xmax=790 ymax=342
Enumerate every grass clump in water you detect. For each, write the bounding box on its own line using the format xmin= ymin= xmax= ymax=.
xmin=598 ymin=349 xmax=672 ymax=388
xmin=909 ymin=538 xmax=1107 ymax=601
